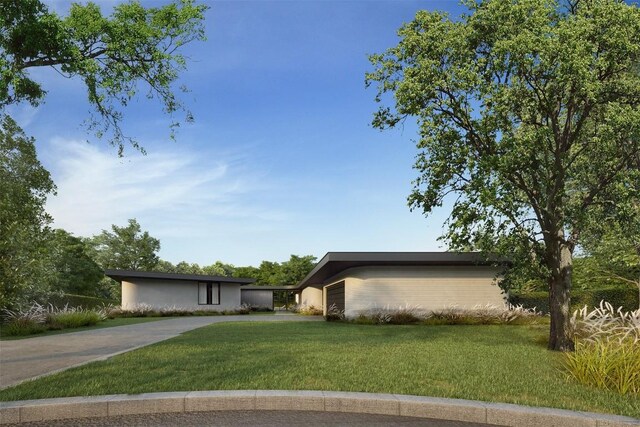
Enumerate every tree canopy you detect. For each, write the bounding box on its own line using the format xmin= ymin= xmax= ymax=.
xmin=45 ymin=229 xmax=104 ymax=297
xmin=154 ymin=255 xmax=317 ymax=286
xmin=1 ymin=0 xmax=207 ymax=153
xmin=86 ymin=218 xmax=160 ymax=271
xmin=367 ymin=0 xmax=640 ymax=351
xmin=0 ymin=115 xmax=56 ymax=309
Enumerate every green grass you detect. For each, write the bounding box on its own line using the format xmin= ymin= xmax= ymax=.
xmin=0 ymin=322 xmax=637 ymax=418
xmin=0 ymin=317 xmax=170 ymax=340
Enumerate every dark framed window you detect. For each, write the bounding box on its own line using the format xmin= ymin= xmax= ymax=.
xmin=198 ymin=282 xmax=220 ymax=305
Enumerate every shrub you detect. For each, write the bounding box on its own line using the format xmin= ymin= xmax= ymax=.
xmin=324 ymin=304 xmax=344 ymax=321
xmin=358 ymin=305 xmax=423 ymax=324
xmin=234 ymin=304 xmax=251 ymax=315
xmin=108 ymin=304 xmax=255 ymax=318
xmin=564 ymin=302 xmax=640 ymax=395
xmin=510 ymin=287 xmax=639 ymax=314
xmin=48 ymin=294 xmax=118 ymax=310
xmin=388 ymin=305 xmax=422 ymax=324
xmin=2 ymin=302 xmax=49 ymax=325
xmin=564 ymin=340 xmax=640 ymax=395
xmin=48 ymin=311 xmax=102 ymax=329
xmin=250 ymin=306 xmax=274 ymax=312
xmin=294 ymin=305 xmax=323 ymax=316
xmin=353 ymin=304 xmax=541 ymax=326
xmin=2 ymin=318 xmax=47 ymax=337
xmin=570 ymin=301 xmax=640 ymax=344
xmin=1 ymin=303 xmax=108 ymax=336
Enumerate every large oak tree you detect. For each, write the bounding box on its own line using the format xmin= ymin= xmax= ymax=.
xmin=367 ymin=0 xmax=640 ymax=351
xmin=1 ymin=0 xmax=207 ymax=154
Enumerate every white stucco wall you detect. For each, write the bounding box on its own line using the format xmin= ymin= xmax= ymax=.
xmin=121 ymin=278 xmax=241 ymax=311
xmin=299 ymin=286 xmax=323 ymax=308
xmin=319 ymin=266 xmax=506 ymax=318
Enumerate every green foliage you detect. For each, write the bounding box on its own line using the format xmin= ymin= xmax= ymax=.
xmin=155 ymin=254 xmax=317 ymax=287
xmin=353 ymin=304 xmax=543 ymax=326
xmin=565 ymin=340 xmax=640 ymax=395
xmin=578 ymin=222 xmax=640 ymax=308
xmin=1 ymin=323 xmax=638 ymax=417
xmin=324 ymin=304 xmax=344 ymax=321
xmin=45 ymin=229 xmax=103 ymax=297
xmin=47 ymin=311 xmax=102 ymax=330
xmin=294 ymin=305 xmax=323 ymax=316
xmin=1 ymin=318 xmax=46 ymax=337
xmin=87 ymin=218 xmax=160 ymax=271
xmin=233 ymin=265 xmax=260 ymax=280
xmin=1 ymin=302 xmax=107 ymax=337
xmin=565 ymin=304 xmax=640 ymax=395
xmin=0 ymin=115 xmax=56 ymax=310
xmin=107 ymin=305 xmax=251 ymax=318
xmin=48 ymin=293 xmax=118 ymax=310
xmin=203 ymin=261 xmax=235 ymax=277
xmin=366 ymin=0 xmax=640 ymax=350
xmin=154 ymin=259 xmax=237 ymax=276
xmin=0 ymin=0 xmax=208 ymax=153
xmin=509 ymin=288 xmax=639 ymax=314
xmin=243 ymin=255 xmax=317 ymax=285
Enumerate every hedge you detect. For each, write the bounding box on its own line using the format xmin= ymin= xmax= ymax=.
xmin=509 ymin=287 xmax=639 ymax=314
xmin=48 ymin=294 xmax=118 ymax=310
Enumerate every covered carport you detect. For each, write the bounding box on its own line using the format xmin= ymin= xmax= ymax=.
xmin=240 ymin=285 xmax=299 ymax=310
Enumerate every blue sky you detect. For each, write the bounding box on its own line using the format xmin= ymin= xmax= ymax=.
xmin=12 ymin=0 xmax=468 ymax=267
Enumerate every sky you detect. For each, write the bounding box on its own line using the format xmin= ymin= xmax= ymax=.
xmin=10 ymin=0 xmax=470 ymax=267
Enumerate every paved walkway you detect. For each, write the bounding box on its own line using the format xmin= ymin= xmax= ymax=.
xmin=0 ymin=314 xmax=320 ymax=389
xmin=3 ymin=410 xmax=491 ymax=426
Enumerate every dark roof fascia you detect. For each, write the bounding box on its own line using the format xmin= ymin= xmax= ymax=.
xmin=296 ymin=252 xmax=510 ymax=289
xmin=104 ymin=269 xmax=255 ymax=285
xmin=241 ymin=285 xmax=298 ymax=291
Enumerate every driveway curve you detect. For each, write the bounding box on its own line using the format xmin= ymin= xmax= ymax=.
xmin=2 ymin=410 xmax=492 ymax=427
xmin=0 ymin=314 xmax=320 ymax=389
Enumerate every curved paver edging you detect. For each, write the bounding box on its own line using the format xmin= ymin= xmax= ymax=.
xmin=1 ymin=391 xmax=638 ymax=427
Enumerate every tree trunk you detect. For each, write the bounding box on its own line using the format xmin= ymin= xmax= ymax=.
xmin=547 ymin=233 xmax=575 ymax=352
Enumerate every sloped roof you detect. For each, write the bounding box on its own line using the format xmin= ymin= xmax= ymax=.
xmin=104 ymin=269 xmax=255 ymax=285
xmin=296 ymin=252 xmax=509 ymax=288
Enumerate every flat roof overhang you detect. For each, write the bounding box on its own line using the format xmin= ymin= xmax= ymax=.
xmin=296 ymin=252 xmax=510 ymax=288
xmin=241 ymin=285 xmax=298 ymax=291
xmin=104 ymin=269 xmax=255 ymax=285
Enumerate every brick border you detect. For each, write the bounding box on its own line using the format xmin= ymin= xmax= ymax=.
xmin=1 ymin=391 xmax=638 ymax=426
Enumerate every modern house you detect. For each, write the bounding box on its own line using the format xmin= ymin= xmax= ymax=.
xmin=105 ymin=270 xmax=257 ymax=311
xmin=295 ymin=252 xmax=508 ymax=318
xmin=105 ymin=252 xmax=508 ymax=316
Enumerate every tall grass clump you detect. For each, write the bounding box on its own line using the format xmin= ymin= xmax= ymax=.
xmin=354 ymin=304 xmax=542 ymax=326
xmin=294 ymin=305 xmax=323 ymax=315
xmin=324 ymin=304 xmax=345 ymax=321
xmin=106 ymin=303 xmax=256 ymax=318
xmin=1 ymin=303 xmax=108 ymax=337
xmin=564 ymin=302 xmax=640 ymax=395
xmin=48 ymin=310 xmax=103 ymax=329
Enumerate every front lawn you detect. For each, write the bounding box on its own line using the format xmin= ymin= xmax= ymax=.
xmin=0 ymin=322 xmax=637 ymax=418
xmin=0 ymin=317 xmax=171 ymax=340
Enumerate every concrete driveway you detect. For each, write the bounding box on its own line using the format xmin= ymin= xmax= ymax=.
xmin=0 ymin=314 xmax=320 ymax=389
xmin=3 ymin=410 xmax=493 ymax=426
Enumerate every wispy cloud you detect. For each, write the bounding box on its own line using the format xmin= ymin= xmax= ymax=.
xmin=45 ymin=138 xmax=287 ymax=240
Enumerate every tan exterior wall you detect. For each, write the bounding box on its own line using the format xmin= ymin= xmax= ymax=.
xmin=318 ymin=266 xmax=505 ymax=318
xmin=121 ymin=278 xmax=241 ymax=311
xmin=299 ymin=286 xmax=323 ymax=309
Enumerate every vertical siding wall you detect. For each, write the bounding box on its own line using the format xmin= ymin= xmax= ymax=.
xmin=240 ymin=290 xmax=273 ymax=309
xmin=337 ymin=266 xmax=505 ymax=318
xmin=122 ymin=279 xmax=241 ymax=311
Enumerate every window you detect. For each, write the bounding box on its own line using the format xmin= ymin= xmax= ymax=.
xmin=198 ymin=282 xmax=220 ymax=305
